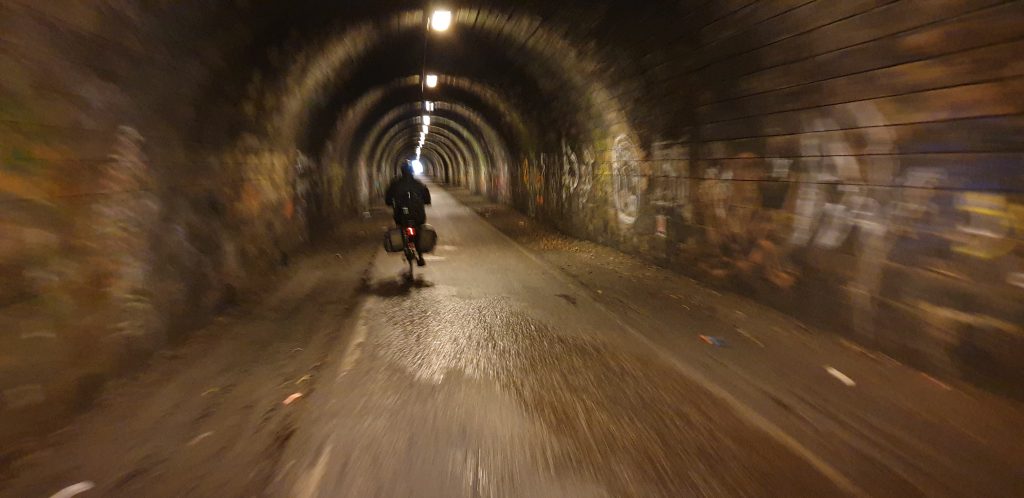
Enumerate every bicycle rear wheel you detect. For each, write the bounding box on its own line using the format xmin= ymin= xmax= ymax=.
xmin=405 ymin=249 xmax=414 ymax=279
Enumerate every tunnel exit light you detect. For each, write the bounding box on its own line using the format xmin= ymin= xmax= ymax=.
xmin=411 ymin=159 xmax=424 ymax=174
xmin=430 ymin=10 xmax=452 ymax=32
xmin=425 ymin=74 xmax=438 ymax=88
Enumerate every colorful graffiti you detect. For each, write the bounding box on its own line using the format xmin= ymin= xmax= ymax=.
xmin=953 ymin=192 xmax=1024 ymax=260
xmin=505 ymin=98 xmax=1023 ymax=387
xmin=693 ymin=154 xmax=797 ymax=288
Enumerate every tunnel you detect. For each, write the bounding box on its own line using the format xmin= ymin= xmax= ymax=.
xmin=1 ymin=1 xmax=1023 ymax=496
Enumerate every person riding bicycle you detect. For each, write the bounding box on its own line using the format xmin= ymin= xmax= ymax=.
xmin=385 ymin=162 xmax=431 ymax=266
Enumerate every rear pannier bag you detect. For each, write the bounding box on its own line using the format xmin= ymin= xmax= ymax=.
xmin=418 ymin=224 xmax=437 ymax=253
xmin=383 ymin=229 xmax=404 ymax=252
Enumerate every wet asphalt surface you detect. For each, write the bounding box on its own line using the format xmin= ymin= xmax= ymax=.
xmin=4 ymin=184 xmax=1023 ymax=497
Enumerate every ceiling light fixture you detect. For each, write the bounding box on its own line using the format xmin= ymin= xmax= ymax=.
xmin=430 ymin=10 xmax=452 ymax=32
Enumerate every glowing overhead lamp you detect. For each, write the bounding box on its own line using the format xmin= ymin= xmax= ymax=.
xmin=422 ymin=124 xmax=429 ymax=134
xmin=430 ymin=10 xmax=452 ymax=32
xmin=425 ymin=74 xmax=438 ymax=88
xmin=425 ymin=101 xmax=435 ymax=112
xmin=422 ymin=115 xmax=431 ymax=126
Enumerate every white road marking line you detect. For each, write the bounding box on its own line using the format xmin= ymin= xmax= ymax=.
xmin=826 ymin=366 xmax=856 ymax=387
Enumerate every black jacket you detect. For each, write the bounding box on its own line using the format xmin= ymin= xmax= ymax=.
xmin=385 ymin=175 xmax=431 ymax=224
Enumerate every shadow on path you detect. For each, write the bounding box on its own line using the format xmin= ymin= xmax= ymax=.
xmin=360 ymin=275 xmax=435 ymax=298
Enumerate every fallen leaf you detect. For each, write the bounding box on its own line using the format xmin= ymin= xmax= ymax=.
xmin=921 ymin=373 xmax=952 ymax=390
xmin=825 ymin=366 xmax=856 ymax=387
xmin=49 ymin=482 xmax=94 ymax=498
xmin=187 ymin=431 xmax=215 ymax=446
xmin=736 ymin=328 xmax=764 ymax=348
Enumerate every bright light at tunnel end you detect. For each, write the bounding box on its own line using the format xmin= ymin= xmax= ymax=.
xmin=410 ymin=159 xmax=424 ymax=175
xmin=430 ymin=10 xmax=452 ymax=32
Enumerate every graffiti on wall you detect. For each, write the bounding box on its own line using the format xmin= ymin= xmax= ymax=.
xmin=509 ymin=90 xmax=1023 ymax=385
xmin=649 ymin=142 xmax=689 ymax=214
xmin=693 ymin=153 xmax=797 ymax=288
xmin=789 ymin=114 xmax=896 ymax=251
xmin=517 ymin=98 xmax=1023 ymax=375
xmin=612 ymin=135 xmax=642 ymax=226
xmin=560 ymin=138 xmax=596 ymax=214
xmin=953 ymin=192 xmax=1024 ymax=260
xmin=90 ymin=126 xmax=162 ymax=341
xmin=539 ymin=152 xmax=553 ymax=210
xmin=520 ymin=157 xmax=542 ymax=217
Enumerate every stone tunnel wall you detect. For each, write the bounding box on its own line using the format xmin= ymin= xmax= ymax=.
xmin=498 ymin=1 xmax=1024 ymax=396
xmin=0 ymin=1 xmax=324 ymax=442
xmin=2 ymin=0 xmax=1023 ymax=448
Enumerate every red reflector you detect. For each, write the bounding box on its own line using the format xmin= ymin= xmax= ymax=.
xmin=405 ymin=227 xmax=416 ymax=236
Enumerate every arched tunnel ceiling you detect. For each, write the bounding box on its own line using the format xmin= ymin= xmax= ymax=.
xmin=6 ymin=0 xmax=1024 ymax=466
xmin=195 ymin=0 xmax=682 ymax=172
xmin=366 ymin=103 xmax=509 ymax=177
xmin=325 ymin=75 xmax=528 ymax=173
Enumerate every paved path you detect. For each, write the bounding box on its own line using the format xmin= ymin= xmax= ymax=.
xmin=4 ymin=183 xmax=1022 ymax=497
